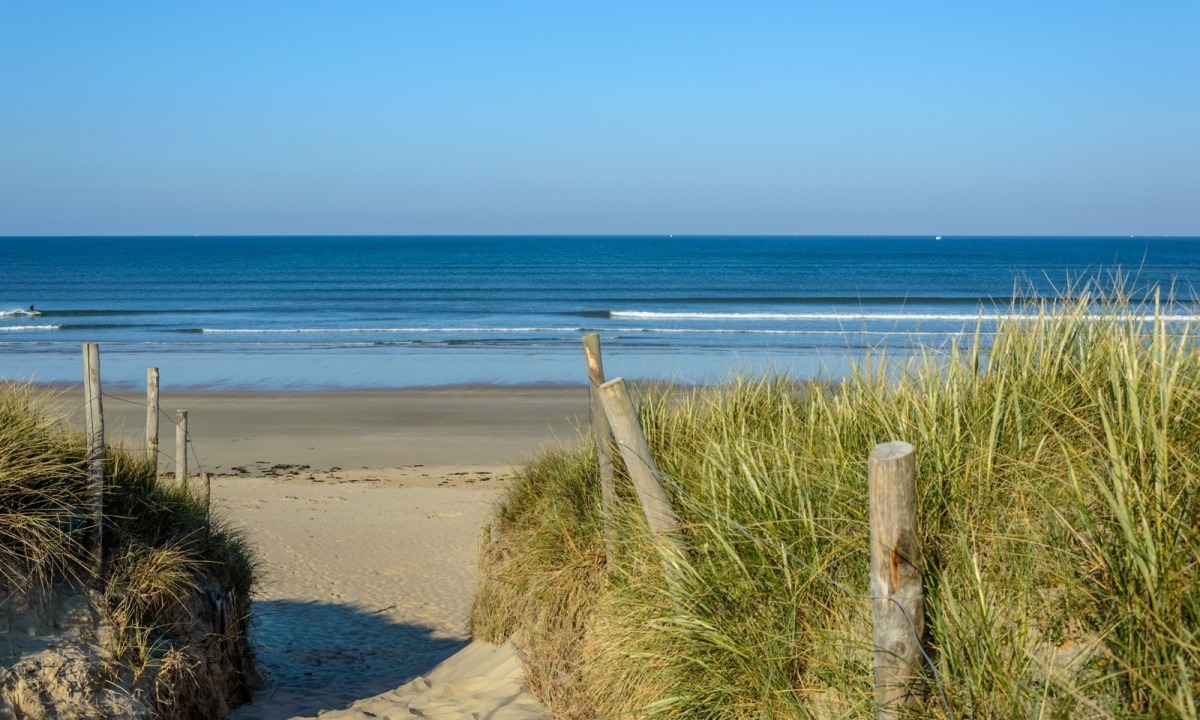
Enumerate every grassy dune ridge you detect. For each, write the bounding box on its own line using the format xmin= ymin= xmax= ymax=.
xmin=474 ymin=293 xmax=1200 ymax=718
xmin=0 ymin=384 xmax=257 ymax=717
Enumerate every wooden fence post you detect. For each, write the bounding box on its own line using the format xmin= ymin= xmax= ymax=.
xmin=597 ymin=378 xmax=683 ymax=579
xmin=176 ymin=410 xmax=188 ymax=489
xmin=868 ymin=441 xmax=923 ymax=718
xmin=146 ymin=367 xmax=159 ymax=468
xmin=582 ymin=333 xmax=618 ymax=568
xmin=82 ymin=343 xmax=104 ymax=579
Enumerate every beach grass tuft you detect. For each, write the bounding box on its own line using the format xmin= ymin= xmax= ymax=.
xmin=474 ymin=287 xmax=1200 ymax=718
xmin=0 ymin=382 xmax=257 ymax=716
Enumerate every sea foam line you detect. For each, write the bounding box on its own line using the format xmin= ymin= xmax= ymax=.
xmin=642 ymin=328 xmax=976 ymax=336
xmin=0 ymin=325 xmax=60 ymax=331
xmin=610 ymin=310 xmax=1200 ymax=322
xmin=611 ymin=310 xmax=1010 ymax=321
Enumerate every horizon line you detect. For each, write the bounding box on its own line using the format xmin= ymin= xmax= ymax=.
xmin=1 ymin=233 xmax=1196 ymax=240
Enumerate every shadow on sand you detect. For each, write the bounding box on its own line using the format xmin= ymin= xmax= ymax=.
xmin=229 ymin=599 xmax=469 ymax=720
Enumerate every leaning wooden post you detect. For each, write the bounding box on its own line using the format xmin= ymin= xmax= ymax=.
xmin=146 ymin=367 xmax=159 ymax=469
xmin=868 ymin=441 xmax=923 ymax=718
xmin=582 ymin=334 xmax=618 ymax=568
xmin=82 ymin=343 xmax=105 ymax=579
xmin=597 ymin=378 xmax=683 ymax=580
xmin=176 ymin=410 xmax=188 ymax=489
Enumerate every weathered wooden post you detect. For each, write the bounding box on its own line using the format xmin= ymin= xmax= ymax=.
xmin=582 ymin=333 xmax=618 ymax=568
xmin=176 ymin=410 xmax=188 ymax=489
xmin=868 ymin=441 xmax=924 ymax=718
xmin=597 ymin=378 xmax=683 ymax=579
xmin=82 ymin=343 xmax=104 ymax=578
xmin=146 ymin=367 xmax=159 ymax=468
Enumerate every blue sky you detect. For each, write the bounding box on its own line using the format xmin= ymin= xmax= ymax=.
xmin=2 ymin=1 xmax=1197 ymax=235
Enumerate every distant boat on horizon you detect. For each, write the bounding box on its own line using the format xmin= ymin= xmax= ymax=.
xmin=935 ymin=235 xmax=942 ymax=240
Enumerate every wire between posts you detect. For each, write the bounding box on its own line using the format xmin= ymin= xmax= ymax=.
xmin=95 ymin=394 xmax=214 ymax=544
xmin=100 ymin=392 xmax=150 ymax=409
xmin=612 ymin=437 xmax=952 ymax=717
xmin=186 ymin=436 xmax=209 ymax=480
xmin=95 ymin=391 xmax=174 ymax=464
xmin=60 ymin=397 xmax=92 ymax=417
xmin=94 ymin=392 xmax=208 ymax=478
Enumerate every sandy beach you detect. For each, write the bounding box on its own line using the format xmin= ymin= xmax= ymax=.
xmin=71 ymin=385 xmax=587 ymax=719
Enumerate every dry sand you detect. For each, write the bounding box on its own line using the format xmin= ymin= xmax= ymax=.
xmin=83 ymin=386 xmax=588 ymax=719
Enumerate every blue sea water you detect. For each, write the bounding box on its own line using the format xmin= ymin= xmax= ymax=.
xmin=1 ymin=236 xmax=1198 ymax=390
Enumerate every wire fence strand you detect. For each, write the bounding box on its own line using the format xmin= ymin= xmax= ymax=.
xmin=59 ymin=397 xmax=93 ymax=417
xmin=81 ymin=391 xmax=215 ymax=508
xmin=186 ymin=435 xmax=209 ymax=480
xmin=99 ymin=391 xmax=148 ymax=409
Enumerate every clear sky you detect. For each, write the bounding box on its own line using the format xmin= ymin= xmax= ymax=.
xmin=2 ymin=1 xmax=1197 ymax=236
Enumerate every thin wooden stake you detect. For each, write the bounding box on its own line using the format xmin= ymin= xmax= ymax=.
xmin=868 ymin=441 xmax=923 ymax=718
xmin=598 ymin=378 xmax=683 ymax=580
xmin=82 ymin=343 xmax=104 ymax=579
xmin=146 ymin=367 xmax=159 ymax=468
xmin=176 ymin=410 xmax=188 ymax=489
xmin=582 ymin=333 xmax=618 ymax=568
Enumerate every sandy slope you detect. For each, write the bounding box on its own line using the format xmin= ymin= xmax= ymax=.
xmin=303 ymin=640 xmax=547 ymax=720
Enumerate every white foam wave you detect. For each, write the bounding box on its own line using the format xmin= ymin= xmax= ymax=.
xmin=643 ymin=328 xmax=975 ymax=337
xmin=610 ymin=310 xmax=1200 ymax=322
xmin=0 ymin=324 xmax=59 ymax=331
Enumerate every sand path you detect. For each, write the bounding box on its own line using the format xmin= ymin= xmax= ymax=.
xmin=87 ymin=387 xmax=584 ymax=719
xmin=219 ymin=469 xmax=542 ymax=719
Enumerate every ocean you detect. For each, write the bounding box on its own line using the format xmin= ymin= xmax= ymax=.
xmin=1 ymin=236 xmax=1198 ymax=390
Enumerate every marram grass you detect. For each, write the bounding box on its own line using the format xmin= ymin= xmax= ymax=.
xmin=0 ymin=382 xmax=257 ymax=713
xmin=474 ymin=293 xmax=1200 ymax=719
